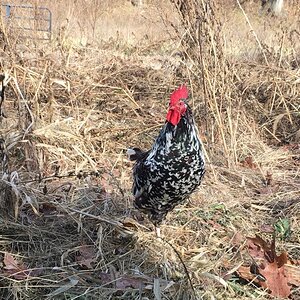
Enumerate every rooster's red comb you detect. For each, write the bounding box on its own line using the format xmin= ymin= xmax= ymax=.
xmin=170 ymin=85 xmax=188 ymax=105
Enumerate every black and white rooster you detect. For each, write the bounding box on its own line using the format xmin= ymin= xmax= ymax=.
xmin=127 ymin=85 xmax=205 ymax=236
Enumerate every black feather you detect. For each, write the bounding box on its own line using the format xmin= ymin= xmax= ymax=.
xmin=129 ymin=102 xmax=205 ymax=226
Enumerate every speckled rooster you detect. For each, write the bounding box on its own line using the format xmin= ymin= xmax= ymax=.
xmin=127 ymin=85 xmax=205 ymax=236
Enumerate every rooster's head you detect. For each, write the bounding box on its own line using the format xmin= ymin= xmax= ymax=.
xmin=166 ymin=85 xmax=188 ymax=126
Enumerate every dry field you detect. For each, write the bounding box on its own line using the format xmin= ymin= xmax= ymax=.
xmin=0 ymin=0 xmax=299 ymax=299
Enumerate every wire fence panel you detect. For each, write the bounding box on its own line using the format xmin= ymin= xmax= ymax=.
xmin=1 ymin=4 xmax=52 ymax=40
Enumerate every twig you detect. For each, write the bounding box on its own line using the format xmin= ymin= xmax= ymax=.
xmin=161 ymin=238 xmax=199 ymax=299
xmin=64 ymin=206 xmax=123 ymax=228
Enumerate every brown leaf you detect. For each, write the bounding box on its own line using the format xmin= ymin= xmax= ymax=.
xmin=276 ymin=252 xmax=288 ymax=268
xmin=259 ymin=262 xmax=290 ymax=298
xmin=75 ymin=245 xmax=97 ymax=269
xmin=98 ymin=272 xmax=111 ymax=284
xmin=289 ymin=259 xmax=300 ymax=266
xmin=98 ymin=271 xmax=150 ymax=290
xmin=247 ymin=235 xmax=271 ymax=261
xmin=4 ymin=253 xmax=20 ymax=270
xmin=257 ymin=185 xmax=279 ymax=195
xmin=115 ymin=275 xmax=148 ymax=290
xmin=260 ymin=224 xmax=274 ymax=233
xmin=231 ymin=232 xmax=244 ymax=247
xmin=3 ymin=253 xmax=30 ymax=280
xmin=240 ymin=156 xmax=258 ymax=169
xmin=207 ymin=219 xmax=223 ymax=229
xmin=39 ymin=202 xmax=57 ymax=215
xmin=239 ymin=236 xmax=299 ymax=298
xmin=237 ymin=265 xmax=257 ymax=282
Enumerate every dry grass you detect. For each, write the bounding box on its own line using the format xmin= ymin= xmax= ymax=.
xmin=0 ymin=0 xmax=299 ymax=299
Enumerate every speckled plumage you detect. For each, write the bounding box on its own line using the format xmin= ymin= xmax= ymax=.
xmin=128 ymin=87 xmax=205 ymax=226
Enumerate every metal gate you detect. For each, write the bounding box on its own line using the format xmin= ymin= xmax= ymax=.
xmin=1 ymin=4 xmax=52 ymax=40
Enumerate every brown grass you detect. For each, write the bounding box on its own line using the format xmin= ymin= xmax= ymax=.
xmin=0 ymin=0 xmax=299 ymax=299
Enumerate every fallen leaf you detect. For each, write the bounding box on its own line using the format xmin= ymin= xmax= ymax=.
xmin=39 ymin=202 xmax=57 ymax=215
xmin=238 ymin=235 xmax=300 ymax=298
xmin=115 ymin=274 xmax=147 ymax=290
xmin=281 ymin=143 xmax=300 ymax=152
xmin=3 ymin=252 xmax=30 ymax=280
xmin=4 ymin=253 xmax=21 ymax=271
xmin=259 ymin=262 xmax=290 ymax=297
xmin=98 ymin=271 xmax=150 ymax=290
xmin=240 ymin=156 xmax=258 ymax=169
xmin=231 ymin=232 xmax=244 ymax=246
xmin=256 ymin=185 xmax=279 ymax=195
xmin=75 ymin=245 xmax=97 ymax=269
xmin=260 ymin=224 xmax=274 ymax=233
xmin=237 ymin=265 xmax=256 ymax=282
xmin=247 ymin=235 xmax=271 ymax=261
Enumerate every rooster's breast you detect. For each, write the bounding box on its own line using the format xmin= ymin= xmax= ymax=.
xmin=133 ymin=144 xmax=205 ymax=217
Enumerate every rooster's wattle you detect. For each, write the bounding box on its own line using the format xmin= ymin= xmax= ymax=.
xmin=127 ymin=85 xmax=205 ymax=236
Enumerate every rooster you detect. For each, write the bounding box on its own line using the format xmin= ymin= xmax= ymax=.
xmin=127 ymin=85 xmax=205 ymax=236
